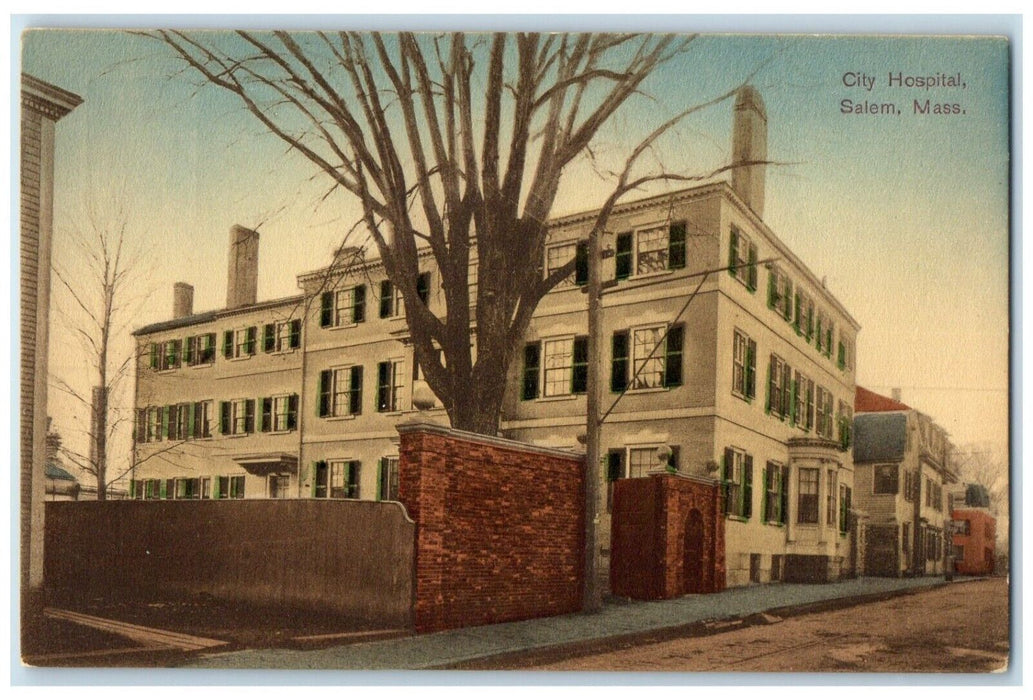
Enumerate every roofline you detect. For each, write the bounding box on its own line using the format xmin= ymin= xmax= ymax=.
xmin=22 ymin=73 xmax=83 ymax=119
xmin=296 ymin=247 xmax=436 ymax=285
xmin=131 ymin=294 xmax=307 ymax=337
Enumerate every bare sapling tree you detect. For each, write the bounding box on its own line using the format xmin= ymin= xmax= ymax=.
xmin=955 ymin=442 xmax=1008 ymax=518
xmin=147 ymin=30 xmax=764 ymax=435
xmin=51 ymin=190 xmax=149 ymax=499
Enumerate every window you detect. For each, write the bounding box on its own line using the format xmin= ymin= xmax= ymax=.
xmin=794 ymin=290 xmax=815 ymax=339
xmin=378 ymin=457 xmax=400 ymax=501
xmin=320 ymin=285 xmax=366 ymax=328
xmin=416 ymin=272 xmax=432 ymax=304
xmin=546 ymin=241 xmax=589 ymax=288
xmin=873 ymin=464 xmax=899 ymax=494
xmin=954 ymin=519 xmax=971 ymax=535
xmin=826 ymin=469 xmax=838 ymax=527
xmin=319 ymin=366 xmax=363 ymax=417
xmin=146 ymin=406 xmax=163 ymax=442
xmin=815 ymin=385 xmax=834 ymax=438
xmin=217 ymin=475 xmax=245 ymax=499
xmin=379 ymin=279 xmax=401 ymax=318
xmin=794 ymin=371 xmax=815 ymax=430
xmin=815 ymin=310 xmax=834 ymax=357
xmin=797 ymin=467 xmax=819 ymax=524
xmin=614 ymin=222 xmax=686 ymax=280
xmin=268 ymin=474 xmax=290 ymax=498
xmin=260 ymin=394 xmax=298 ymax=432
xmin=728 ymin=226 xmax=757 ymax=290
xmin=174 ymin=477 xmax=201 ymax=500
xmin=529 ymin=336 xmax=589 ymax=397
xmin=953 ymin=544 xmax=965 ymax=561
xmin=201 ymin=477 xmax=212 ymax=499
xmin=159 ymin=339 xmax=182 ymax=371
xmin=611 ymin=324 xmax=683 ymax=392
xmin=377 ymin=360 xmax=405 ymax=412
xmin=170 ymin=402 xmax=192 ymax=440
xmin=223 ymin=327 xmax=257 ymax=360
xmin=220 ymin=399 xmax=255 ymax=435
xmin=314 ymin=460 xmax=361 ymax=498
xmin=763 ymin=461 xmax=786 ymax=524
xmin=767 ymin=266 xmax=793 ymax=320
xmin=731 ymin=330 xmax=756 ymax=400
xmin=263 ymin=319 xmax=301 ymax=352
xmin=837 ymin=400 xmax=853 ymax=448
xmin=766 ymin=355 xmax=792 ymax=419
xmin=722 ymin=447 xmax=753 ymax=519
xmin=184 ymin=333 xmax=217 ymax=365
xmin=837 ymin=332 xmax=854 ymax=371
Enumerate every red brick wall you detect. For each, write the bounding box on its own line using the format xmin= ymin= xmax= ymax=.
xmin=611 ymin=473 xmax=724 ymax=599
xmin=398 ymin=423 xmax=585 ymax=633
xmin=952 ymin=508 xmax=996 ymax=575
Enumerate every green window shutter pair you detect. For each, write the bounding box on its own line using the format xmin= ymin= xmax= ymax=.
xmin=149 ymin=343 xmax=159 ymax=369
xmin=352 ymin=285 xmax=367 ymax=323
xmin=379 ymin=280 xmax=394 ymax=318
xmin=837 ymin=341 xmax=846 ymax=369
xmin=521 ymin=343 xmax=541 ymax=400
xmin=668 ymin=222 xmax=686 ymax=270
xmin=320 ymin=291 xmax=334 ymax=327
xmin=760 ymin=465 xmax=767 ymax=522
xmin=350 ymin=366 xmax=364 ymax=415
xmin=611 ymin=331 xmax=629 ymax=392
xmin=574 ymin=242 xmax=589 ymax=286
xmin=615 ymin=232 xmax=633 ymax=280
xmin=664 ymin=325 xmax=684 ymax=388
xmin=571 ymin=336 xmax=589 ymax=394
xmin=416 ymin=273 xmax=431 ymax=304
xmin=263 ymin=324 xmax=275 ymax=352
xmin=318 ymin=370 xmax=331 ymax=417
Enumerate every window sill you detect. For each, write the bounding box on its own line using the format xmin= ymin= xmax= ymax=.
xmin=328 ymin=323 xmax=359 ymax=331
xmin=263 ymin=429 xmax=296 ymax=436
xmin=188 ymin=362 xmax=214 ymax=369
xmin=538 ymin=394 xmax=581 ymax=403
xmin=623 ymin=385 xmax=671 ymax=395
xmin=627 ymin=269 xmax=674 ymax=283
xmin=156 ymin=368 xmax=180 ymax=374
xmin=764 ymin=520 xmax=785 ymax=527
xmin=268 ymin=348 xmax=298 ymax=356
xmin=732 ymin=390 xmax=755 ymax=404
xmin=221 ymin=433 xmax=250 ymax=439
xmin=725 ymin=514 xmax=749 ymax=522
xmin=229 ymin=355 xmax=254 ymax=362
xmin=325 ymin=414 xmax=357 ymax=422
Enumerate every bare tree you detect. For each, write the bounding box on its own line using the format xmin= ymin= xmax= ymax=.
xmin=51 ymin=190 xmax=149 ymax=499
xmin=954 ymin=442 xmax=1009 ymax=518
xmin=146 ymin=30 xmax=760 ymax=435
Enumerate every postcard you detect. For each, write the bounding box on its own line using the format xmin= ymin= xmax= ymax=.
xmin=17 ymin=25 xmax=1011 ymax=675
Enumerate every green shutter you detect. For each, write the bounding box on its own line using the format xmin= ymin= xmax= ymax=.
xmin=767 ymin=269 xmax=777 ymax=309
xmin=668 ymin=222 xmax=686 ymax=270
xmin=264 ymin=324 xmax=275 ymax=352
xmin=572 ymin=336 xmax=589 ymax=394
xmin=728 ymin=228 xmax=738 ymax=277
xmin=747 ymin=243 xmax=758 ymax=291
xmin=223 ymin=330 xmax=233 ymax=359
xmin=244 ymin=399 xmax=255 ymax=433
xmin=780 ymin=466 xmax=789 ymax=525
xmin=574 ymin=241 xmax=589 ymax=286
xmin=220 ymin=401 xmax=230 ymax=434
xmin=376 ymin=458 xmax=384 ymax=501
xmin=149 ymin=343 xmax=159 ymax=369
xmin=417 ymin=272 xmax=431 ymax=304
xmin=760 ymin=465 xmax=767 ymax=522
xmin=320 ymin=291 xmax=334 ymax=327
xmin=607 ymin=451 xmax=623 ymax=481
xmin=287 ymin=394 xmax=298 ymax=430
xmin=162 ymin=405 xmax=171 ymax=440
xmin=790 ymin=378 xmax=798 ymax=426
xmin=838 ymin=341 xmax=846 ymax=370
xmin=794 ymin=293 xmax=802 ymax=334
xmin=261 ymin=397 xmax=272 ymax=432
xmin=380 ymin=280 xmax=393 ymax=318
xmin=187 ymin=402 xmax=196 ymax=439
xmin=611 ymin=331 xmax=629 ymax=392
xmin=353 ymin=285 xmax=366 ymax=323
xmin=615 ymin=232 xmax=633 ymax=280
xmin=721 ymin=448 xmax=732 ymax=515
xmin=184 ymin=336 xmax=194 ymax=364
xmin=522 ymin=343 xmax=541 ymax=400
xmin=745 ymin=340 xmax=756 ymax=399
xmin=783 ymin=279 xmax=794 ymax=321
xmin=350 ymin=366 xmax=364 ymax=415
xmin=318 ymin=370 xmax=331 ymax=417
xmin=377 ymin=361 xmax=390 ymax=411
xmin=246 ymin=326 xmax=257 ymax=355
xmin=764 ymin=359 xmax=772 ymax=415
xmin=290 ymin=319 xmax=301 ymax=348
xmin=212 ymin=476 xmax=220 ymax=499
xmin=664 ymin=325 xmax=683 ymax=388
xmin=743 ymin=455 xmax=753 ymax=519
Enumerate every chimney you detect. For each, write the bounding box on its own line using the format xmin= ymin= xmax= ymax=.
xmin=172 ymin=282 xmax=194 ymax=319
xmin=226 ymin=225 xmax=259 ymax=308
xmin=731 ymin=85 xmax=768 ymax=218
xmin=892 ymin=387 xmax=902 ymax=403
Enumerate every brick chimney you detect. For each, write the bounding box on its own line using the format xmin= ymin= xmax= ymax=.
xmin=892 ymin=387 xmax=902 ymax=403
xmin=226 ymin=225 xmax=259 ymax=308
xmin=731 ymin=85 xmax=768 ymax=218
xmin=172 ymin=282 xmax=194 ymax=319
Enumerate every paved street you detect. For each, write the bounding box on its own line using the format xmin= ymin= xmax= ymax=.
xmin=525 ymin=577 xmax=1009 ymax=673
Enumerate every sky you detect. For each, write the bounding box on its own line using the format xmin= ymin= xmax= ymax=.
xmin=18 ymin=24 xmax=1012 ymax=484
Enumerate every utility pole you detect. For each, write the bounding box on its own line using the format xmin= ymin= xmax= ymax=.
xmin=582 ymin=223 xmax=605 ymax=613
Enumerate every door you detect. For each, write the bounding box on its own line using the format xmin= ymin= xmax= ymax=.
xmin=683 ymin=509 xmax=705 ymax=594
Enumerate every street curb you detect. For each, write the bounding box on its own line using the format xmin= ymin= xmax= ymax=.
xmin=434 ymin=579 xmax=957 ymax=670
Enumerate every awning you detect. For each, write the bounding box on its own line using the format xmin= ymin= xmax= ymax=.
xmin=231 ymin=453 xmax=299 ymax=476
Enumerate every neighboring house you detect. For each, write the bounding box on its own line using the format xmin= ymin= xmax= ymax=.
xmin=44 ymin=463 xmax=80 ymax=501
xmin=949 ymin=483 xmax=996 ymax=576
xmin=852 ymin=387 xmax=959 ymax=577
xmin=130 ymin=87 xmax=860 ymax=588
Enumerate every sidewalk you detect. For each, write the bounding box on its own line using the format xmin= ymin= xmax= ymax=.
xmin=183 ymin=575 xmax=952 ymax=670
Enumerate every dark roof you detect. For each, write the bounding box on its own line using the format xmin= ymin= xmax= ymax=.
xmin=132 ymin=295 xmax=306 ymax=337
xmin=855 ymin=386 xmax=911 ymax=413
xmin=45 ymin=462 xmax=78 ymax=482
xmin=853 ymin=412 xmax=908 ymax=463
xmin=965 ymin=484 xmax=991 ymax=508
